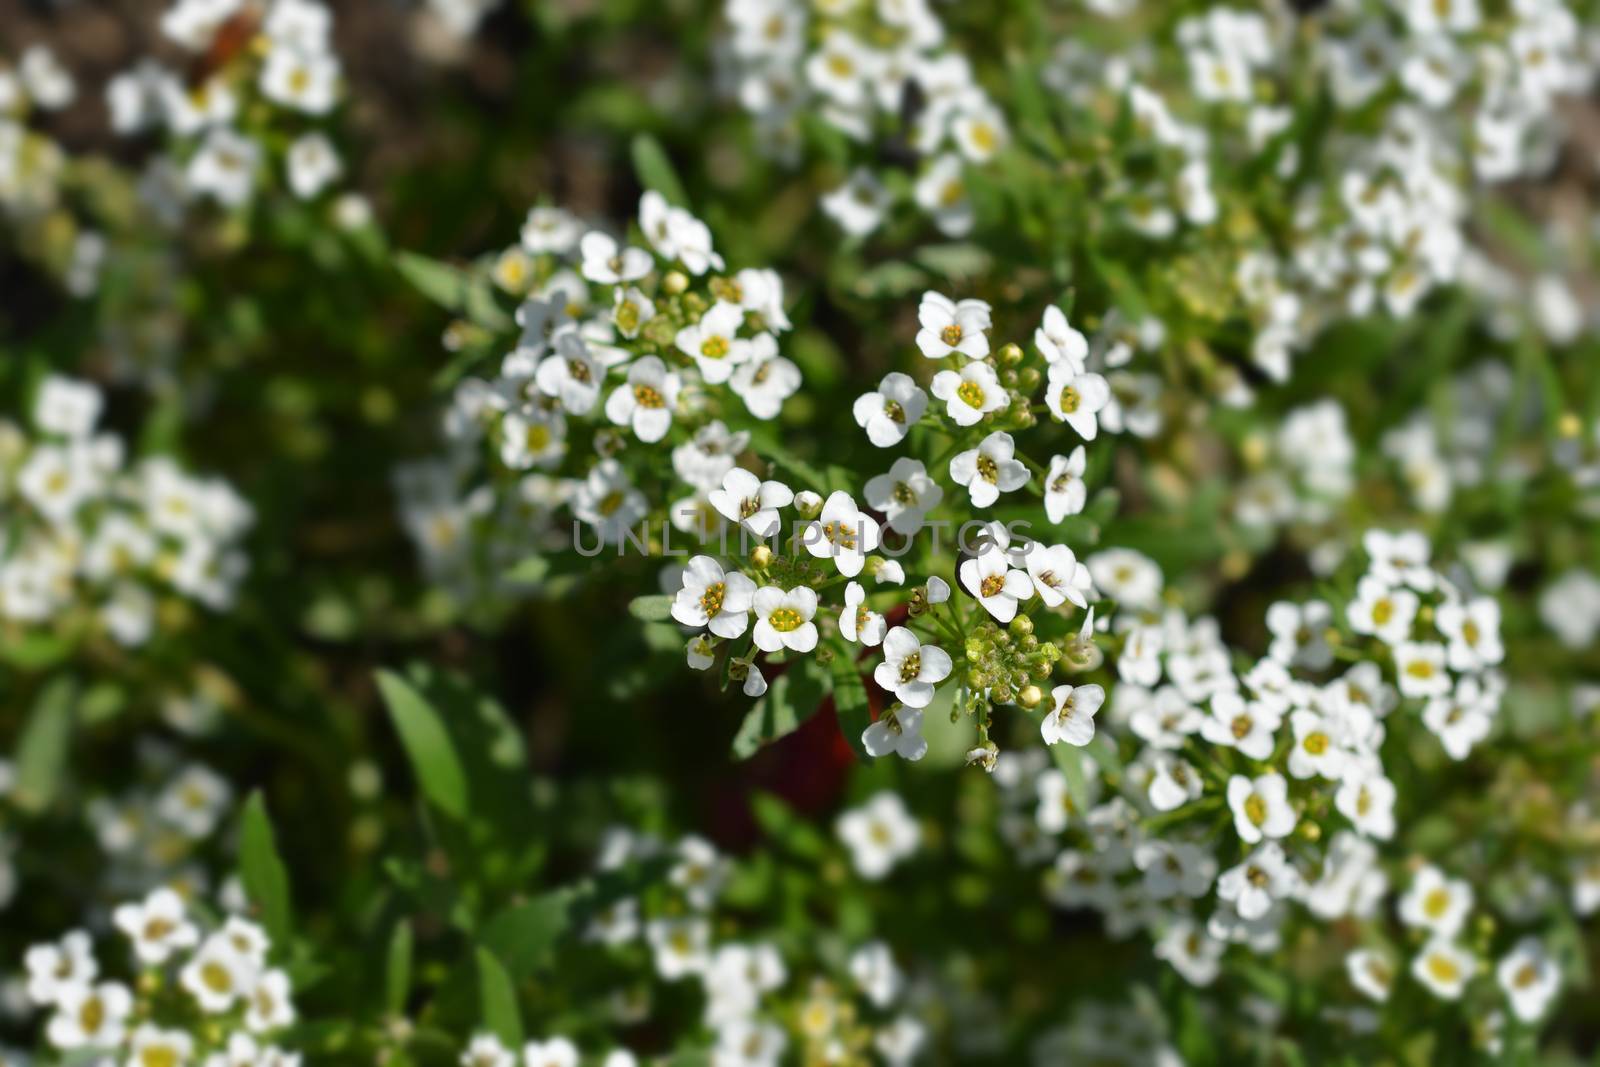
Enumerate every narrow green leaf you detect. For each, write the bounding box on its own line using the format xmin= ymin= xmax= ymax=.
xmin=480 ymin=892 xmax=572 ymax=979
xmin=627 ymin=594 xmax=674 ymax=622
xmin=731 ymin=659 xmax=829 ymax=758
xmin=475 ymin=947 xmax=523 ymax=1047
xmin=239 ymin=792 xmax=293 ymax=944
xmin=396 ymin=251 xmax=467 ymax=311
xmin=376 ymin=669 xmax=469 ymax=819
xmin=12 ymin=678 xmax=77 ymax=814
xmin=827 ymin=646 xmax=872 ymax=761
xmin=629 ymin=133 xmax=689 ymax=208
xmin=385 ymin=920 xmax=413 ymax=1015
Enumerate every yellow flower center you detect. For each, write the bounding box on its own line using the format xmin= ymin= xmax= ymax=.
xmin=956 ymin=381 xmax=986 ymax=409
xmin=975 ymin=454 xmax=999 ymax=483
xmin=700 ymin=335 xmax=730 ymax=360
xmin=633 ymin=385 xmax=665 ymax=409
xmin=1059 ymin=385 xmax=1081 ymax=414
xmin=939 ymin=324 xmax=964 ymax=346
xmin=699 ymin=582 xmax=726 ymax=618
xmin=1244 ymin=793 xmax=1267 ymax=826
xmin=768 ymin=607 xmax=803 ymax=632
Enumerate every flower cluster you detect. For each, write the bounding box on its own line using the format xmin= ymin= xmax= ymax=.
xmin=0 ymin=376 xmax=253 ymax=647
xmin=108 ymin=0 xmax=347 ymax=207
xmin=22 ymin=887 xmax=298 ymax=1065
xmin=721 ymin=0 xmax=1007 ymax=237
xmin=396 ymin=193 xmax=801 ymax=604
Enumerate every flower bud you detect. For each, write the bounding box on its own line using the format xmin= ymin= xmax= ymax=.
xmin=999 ymin=342 xmax=1024 ymax=366
xmin=750 ymin=544 xmax=773 ymax=568
xmin=662 ymin=270 xmax=689 ymax=295
xmin=1018 ymin=684 xmax=1043 ymax=710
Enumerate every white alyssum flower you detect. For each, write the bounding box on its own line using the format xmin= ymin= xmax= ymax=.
xmin=25 ymin=930 xmax=97 ymax=1006
xmin=520 ymin=1036 xmax=581 ymax=1067
xmin=1199 ymin=691 xmax=1281 ymax=761
xmin=603 ymin=357 xmax=680 ymax=443
xmin=1045 ymin=364 xmax=1111 ymax=439
xmin=1435 ymin=595 xmax=1503 ymax=671
xmin=1346 ymin=576 xmax=1419 ymax=645
xmin=1346 ymin=948 xmax=1395 ymax=1003
xmin=853 ymin=372 xmax=928 ymax=447
xmin=801 ymin=491 xmax=880 ymax=578
xmin=840 ymin=581 xmax=886 ymax=646
xmin=1398 ymin=864 xmax=1473 ymax=938
xmin=949 ymin=431 xmax=1029 ymax=508
xmin=959 ymin=547 xmax=1032 ymax=623
xmin=930 ymin=362 xmax=1006 ymax=426
xmin=862 ymin=707 xmax=929 ymax=761
xmin=1043 ymin=447 xmax=1087 ymax=523
xmin=1497 ymin=938 xmax=1560 ymax=1023
xmin=179 ymin=934 xmax=254 ymax=1013
xmin=46 ymin=980 xmax=132 ymax=1049
xmin=873 ymin=626 xmax=953 ymax=709
xmin=1412 ymin=939 xmax=1476 ymax=1000
xmin=461 ymin=1034 xmax=516 ymax=1067
xmin=1040 ymin=683 xmax=1105 ymax=746
xmin=128 ymin=1024 xmax=194 ymax=1067
xmin=1226 ymin=773 xmax=1296 ymax=844
xmin=708 ymin=468 xmax=793 ymax=539
xmin=671 ymin=556 xmax=756 ymax=639
xmin=751 ymin=586 xmax=819 ymax=653
xmin=915 ymin=291 xmax=991 ymax=359
xmin=579 ymin=231 xmax=652 ymax=285
xmin=837 ymin=792 xmax=920 ymax=880
xmin=863 ymin=458 xmax=942 ymax=536
xmin=1394 ymin=641 xmax=1451 ymax=699
xmin=675 ymin=301 xmax=752 ymax=385
xmin=1023 ymin=542 xmax=1091 ymax=610
xmin=822 ymin=167 xmax=893 ymax=236
xmin=572 ymin=460 xmax=648 ymax=545
xmin=1217 ymin=841 xmax=1299 ymax=920
xmin=113 ymin=887 xmax=199 ymax=965
xmin=645 ymin=917 xmax=710 ymax=980
xmin=1034 ymin=305 xmax=1088 ymax=371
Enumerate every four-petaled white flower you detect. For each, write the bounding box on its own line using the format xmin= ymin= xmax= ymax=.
xmin=1226 ymin=773 xmax=1296 ymax=843
xmin=1043 ymin=447 xmax=1087 ymax=523
xmin=604 ymin=357 xmax=680 ymax=443
xmin=708 ymin=468 xmax=793 ymax=538
xmin=751 ymin=585 xmax=819 ymax=653
xmin=873 ymin=626 xmax=952 ymax=709
xmin=959 ymin=548 xmax=1032 ymax=623
xmin=1040 ymin=683 xmax=1105 ymax=746
xmin=949 ymin=431 xmax=1030 ymax=507
xmin=864 ymin=458 xmax=943 ymax=535
xmin=579 ymin=231 xmax=652 ymax=285
xmin=915 ymin=291 xmax=992 ymax=359
xmin=862 ymin=707 xmax=929 ymax=761
xmin=802 ymin=491 xmax=881 ymax=577
xmin=1045 ymin=364 xmax=1111 ymax=439
xmin=1217 ymin=841 xmax=1299 ymax=920
xmin=1497 ymin=938 xmax=1560 ymax=1023
xmin=1023 ymin=542 xmax=1091 ymax=609
xmin=675 ymin=301 xmax=751 ymax=384
xmin=840 ymin=581 xmax=886 ymax=646
xmin=671 ymin=556 xmax=756 ymax=639
xmin=931 ymin=362 xmax=1006 ymax=426
xmin=113 ymin=887 xmax=199 ymax=965
xmin=853 ymin=372 xmax=928 ymax=447
xmin=1034 ymin=305 xmax=1088 ymax=371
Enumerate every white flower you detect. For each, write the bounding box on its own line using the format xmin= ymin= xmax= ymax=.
xmin=742 ymin=664 xmax=768 ymax=697
xmin=875 ymin=560 xmax=905 ymax=586
xmin=1286 ymin=710 xmax=1344 ymax=780
xmin=751 ymin=586 xmax=818 ymax=653
xmin=180 ymin=935 xmax=253 ymax=1013
xmin=25 ymin=930 xmax=97 ymax=1006
xmin=1346 ymin=576 xmax=1418 ymax=645
xmin=853 ymin=372 xmax=927 ymax=447
xmin=675 ymin=301 xmax=751 ymax=385
xmin=1363 ymin=529 xmax=1434 ymax=589
xmin=286 ymin=132 xmax=341 ymax=198
xmin=913 ymin=153 xmax=974 ymax=236
xmin=47 ymin=980 xmax=132 ymax=1049
xmin=859 ymin=458 xmax=939 ymax=536
xmin=926 ymin=576 xmax=951 ymax=604
xmin=848 ymin=942 xmax=902 ymax=1008
xmin=259 ymin=46 xmax=338 ymax=113
xmin=1394 ymin=641 xmax=1450 ymax=699
xmin=1199 ymin=691 xmax=1281 ymax=760
xmin=35 ymin=377 xmax=102 ymax=438
xmin=1154 ymin=919 xmax=1224 ymax=986
xmin=114 ymin=887 xmax=199 ymax=965
xmin=535 ymin=330 xmax=608 ymax=415
xmin=604 ymin=357 xmax=680 ymax=443
xmin=729 ymin=334 xmax=802 ymax=419
xmin=930 ymin=362 xmax=1006 ymax=426
xmin=1265 ymin=599 xmax=1334 ymax=670
xmin=1399 ymin=865 xmax=1473 ymax=938
xmin=671 ymin=421 xmax=748 ymax=490
xmin=1346 ymin=949 xmax=1395 ymax=1003
xmin=1421 ymin=676 xmax=1496 ymax=760
xmin=637 ymin=191 xmax=722 ymax=275
xmin=1334 ymin=772 xmax=1396 ymax=840
xmin=822 ymin=168 xmax=892 ymax=237
xmin=1043 ymin=447 xmax=1087 ymax=523
xmin=1217 ymin=841 xmax=1299 ymax=920
xmin=949 ymin=431 xmax=1029 ymax=508
xmin=840 ymin=582 xmax=886 ymax=647
xmin=873 ymin=626 xmax=952 ymax=710
xmin=1497 ymin=938 xmax=1560 ymax=1023
xmin=1088 ymin=548 xmax=1161 ymax=609
xmin=246 ymin=967 xmax=295 ymax=1033
xmin=915 ymin=291 xmax=991 ymax=360
xmin=1040 ymin=683 xmax=1104 ymax=746
xmin=1435 ymin=596 xmax=1503 ymax=671
xmin=520 ymin=1036 xmax=580 ymax=1067
xmin=836 ymin=792 xmax=919 ymax=880
xmin=951 ymin=102 xmax=1007 ymax=163
xmin=572 ymin=460 xmax=647 ymax=545
xmin=801 ymin=491 xmax=880 ymax=577
xmin=1226 ymin=773 xmax=1295 ymax=843
xmin=1023 ymin=542 xmax=1091 ymax=610
xmin=498 ymin=408 xmax=565 ymax=471
xmin=521 ymin=207 xmax=581 ymax=254
xmin=1146 ymin=754 xmax=1203 ymax=812
xmin=645 ymin=917 xmax=710 ymax=980
xmin=127 ymin=1024 xmax=194 ymax=1067
xmin=1045 ymin=364 xmax=1110 ymax=439
xmin=959 ymin=548 xmax=1032 ymax=623
xmin=708 ymin=468 xmax=793 ymax=538
xmin=187 ymin=127 xmax=260 ymax=206
xmin=671 ymin=557 xmax=756 ymax=639
xmin=579 ymin=231 xmax=652 ymax=285
xmin=1412 ymin=939 xmax=1475 ymax=1000
xmin=862 ymin=708 xmax=928 ymax=761
xmin=462 ymin=1034 xmax=516 ymax=1067
xmin=1034 ymin=305 xmax=1088 ymax=371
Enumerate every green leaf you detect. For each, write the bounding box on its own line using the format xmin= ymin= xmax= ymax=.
xmin=1049 ymin=742 xmax=1095 ymax=817
xmin=827 ymin=645 xmax=872 ymax=761
xmin=396 ymin=251 xmax=468 ymax=311
xmin=376 ymin=669 xmax=469 ymax=819
xmin=627 ymin=594 xmax=675 ymax=622
xmin=239 ymin=792 xmax=293 ymax=944
xmin=630 ymin=133 xmax=689 ymax=208
xmin=475 ymin=947 xmax=523 ymax=1047
xmin=385 ymin=920 xmax=413 ymax=1015
xmin=480 ymin=892 xmax=572 ymax=978
xmin=11 ymin=678 xmax=77 ymax=814
xmin=732 ymin=659 xmax=829 ymax=758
